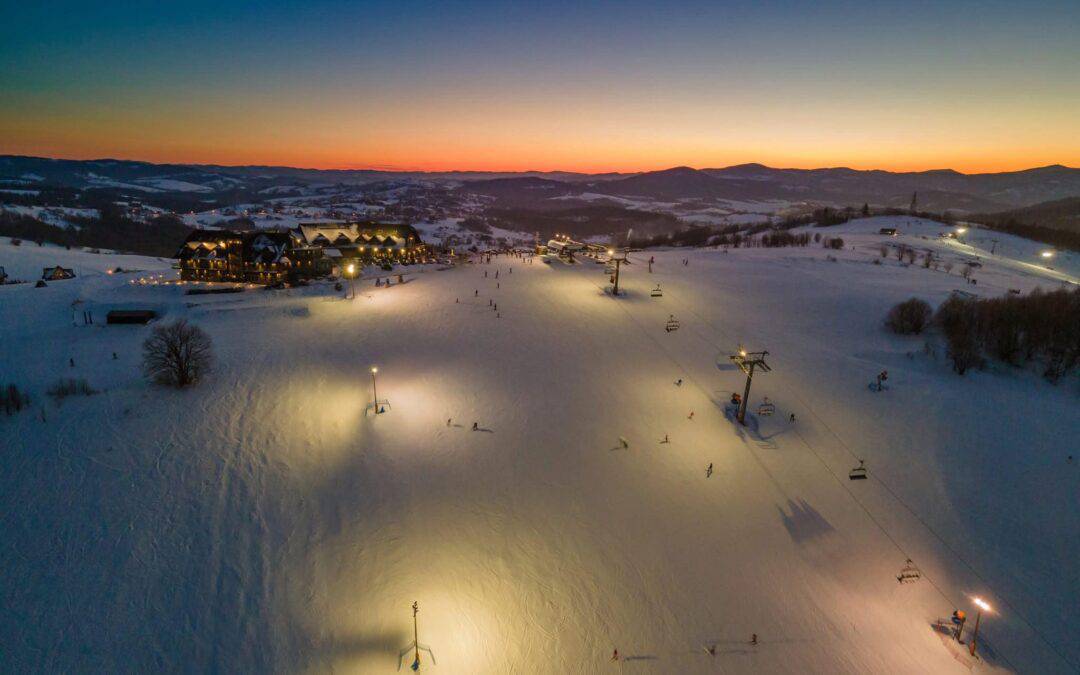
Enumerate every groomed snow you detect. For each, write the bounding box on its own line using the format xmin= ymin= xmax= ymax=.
xmin=1 ymin=218 xmax=1077 ymax=673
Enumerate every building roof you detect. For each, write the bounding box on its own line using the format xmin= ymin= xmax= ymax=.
xmin=295 ymin=222 xmax=424 ymax=248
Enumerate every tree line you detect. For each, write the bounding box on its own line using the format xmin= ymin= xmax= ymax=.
xmin=888 ymin=288 xmax=1080 ymax=382
xmin=0 ymin=205 xmax=192 ymax=258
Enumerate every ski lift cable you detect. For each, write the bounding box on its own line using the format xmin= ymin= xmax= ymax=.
xmin=657 ymin=278 xmax=1067 ymax=671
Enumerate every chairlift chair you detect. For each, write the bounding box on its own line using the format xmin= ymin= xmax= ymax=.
xmin=848 ymin=459 xmax=868 ymax=480
xmin=665 ymin=315 xmax=680 ymax=332
xmin=757 ymin=398 xmax=775 ymax=416
xmin=650 ymin=285 xmax=663 ymax=297
xmin=896 ymin=558 xmax=921 ymax=584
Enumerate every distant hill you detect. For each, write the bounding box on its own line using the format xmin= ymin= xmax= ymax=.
xmin=3 ymin=154 xmax=1078 ymax=214
xmin=973 ymin=197 xmax=1080 ymax=233
xmin=456 ymin=164 xmax=1080 ymax=212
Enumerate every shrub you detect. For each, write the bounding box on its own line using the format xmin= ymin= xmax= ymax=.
xmin=1 ymin=383 xmax=30 ymax=415
xmin=886 ymin=298 xmax=933 ymax=335
xmin=47 ymin=378 xmax=98 ymax=401
xmin=143 ymin=319 xmax=214 ymax=387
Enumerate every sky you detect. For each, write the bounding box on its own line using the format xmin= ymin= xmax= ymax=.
xmin=1 ymin=0 xmax=1078 ymax=173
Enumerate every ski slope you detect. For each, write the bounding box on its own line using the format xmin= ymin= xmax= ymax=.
xmin=1 ymin=219 xmax=1077 ymax=673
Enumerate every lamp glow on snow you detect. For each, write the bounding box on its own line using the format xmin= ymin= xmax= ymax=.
xmin=1040 ymin=250 xmax=1055 ymax=259
xmin=956 ymin=227 xmax=968 ymax=234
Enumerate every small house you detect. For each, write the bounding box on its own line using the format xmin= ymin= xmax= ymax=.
xmin=42 ymin=266 xmax=75 ymax=281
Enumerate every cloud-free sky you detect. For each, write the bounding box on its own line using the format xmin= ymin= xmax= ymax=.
xmin=2 ymin=0 xmax=1077 ymax=172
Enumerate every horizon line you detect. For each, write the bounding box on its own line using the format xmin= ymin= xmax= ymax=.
xmin=1 ymin=152 xmax=1075 ymax=177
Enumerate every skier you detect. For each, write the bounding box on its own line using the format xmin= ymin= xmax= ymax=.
xmin=497 ymin=282 xmax=500 ymax=288
xmin=112 ymin=352 xmax=118 ymax=360
xmin=789 ymin=413 xmax=796 ymax=424
xmin=706 ymin=463 xmax=713 ymax=478
xmin=750 ymin=634 xmax=758 ymax=646
xmin=489 ymin=299 xmax=493 ymax=306
xmin=688 ymin=411 xmax=695 ymax=420
xmin=675 ymin=378 xmax=683 ymax=386
xmin=475 ymin=289 xmax=479 ymax=297
xmin=661 ymin=434 xmax=669 ymax=444
xmin=472 ymin=422 xmax=479 ymax=431
xmin=494 ymin=303 xmax=498 ymax=311
xmin=447 ymin=418 xmax=452 ymax=426
xmin=730 ymin=392 xmax=741 ymax=406
xmin=485 ymin=270 xmax=488 ymax=278
xmin=611 ymin=649 xmax=619 ymax=661
xmin=69 ymin=358 xmax=74 ymax=368
xmin=455 ymin=298 xmax=459 ymax=303
xmin=495 ymin=270 xmax=499 ymax=279
xmin=620 ymin=437 xmax=629 ymax=449
xmin=706 ymin=644 xmax=717 ymax=657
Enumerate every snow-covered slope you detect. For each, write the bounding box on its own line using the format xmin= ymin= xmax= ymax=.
xmin=1 ymin=223 xmax=1076 ymax=673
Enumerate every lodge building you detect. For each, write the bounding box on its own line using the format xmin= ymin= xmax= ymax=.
xmin=176 ymin=222 xmax=428 ymax=284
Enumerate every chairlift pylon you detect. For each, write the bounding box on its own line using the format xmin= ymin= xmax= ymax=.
xmin=848 ymin=459 xmax=868 ymax=480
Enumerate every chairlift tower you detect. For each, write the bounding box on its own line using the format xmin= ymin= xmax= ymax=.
xmin=729 ymin=349 xmax=771 ymax=425
xmin=607 ymin=248 xmax=628 ymax=296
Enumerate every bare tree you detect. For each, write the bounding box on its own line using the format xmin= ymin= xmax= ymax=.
xmin=142 ymin=319 xmax=213 ymax=387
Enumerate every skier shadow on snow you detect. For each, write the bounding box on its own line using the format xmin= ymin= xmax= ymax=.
xmin=777 ymin=498 xmax=835 ymax=544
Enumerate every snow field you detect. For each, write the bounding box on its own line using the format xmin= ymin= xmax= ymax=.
xmin=1 ymin=220 xmax=1077 ymax=673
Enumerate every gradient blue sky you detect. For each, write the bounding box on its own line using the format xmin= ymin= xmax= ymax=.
xmin=2 ymin=0 xmax=1077 ymax=171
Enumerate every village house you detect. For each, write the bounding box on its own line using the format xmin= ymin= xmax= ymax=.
xmin=42 ymin=266 xmax=75 ymax=281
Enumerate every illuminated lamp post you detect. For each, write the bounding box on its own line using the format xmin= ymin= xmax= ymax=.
xmin=969 ymin=597 xmax=991 ymax=657
xmin=345 ymin=262 xmax=356 ymax=299
xmin=371 ymin=366 xmax=380 ymax=414
xmin=955 ymin=226 xmax=967 ymax=242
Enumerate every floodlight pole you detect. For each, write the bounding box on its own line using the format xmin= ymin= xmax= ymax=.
xmin=412 ymin=601 xmax=420 ymax=666
xmin=969 ymin=608 xmax=982 ymax=657
xmin=729 ymin=350 xmax=771 ymax=425
xmin=371 ymin=367 xmax=379 ymax=413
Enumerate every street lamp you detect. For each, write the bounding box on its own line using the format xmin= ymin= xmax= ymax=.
xmin=969 ymin=597 xmax=991 ymax=657
xmin=370 ymin=366 xmax=379 ymax=413
xmin=1040 ymin=250 xmax=1055 ymax=259
xmin=345 ymin=263 xmax=357 ymax=299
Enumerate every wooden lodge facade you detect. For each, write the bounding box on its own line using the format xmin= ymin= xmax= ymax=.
xmin=176 ymin=222 xmax=428 ymax=284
